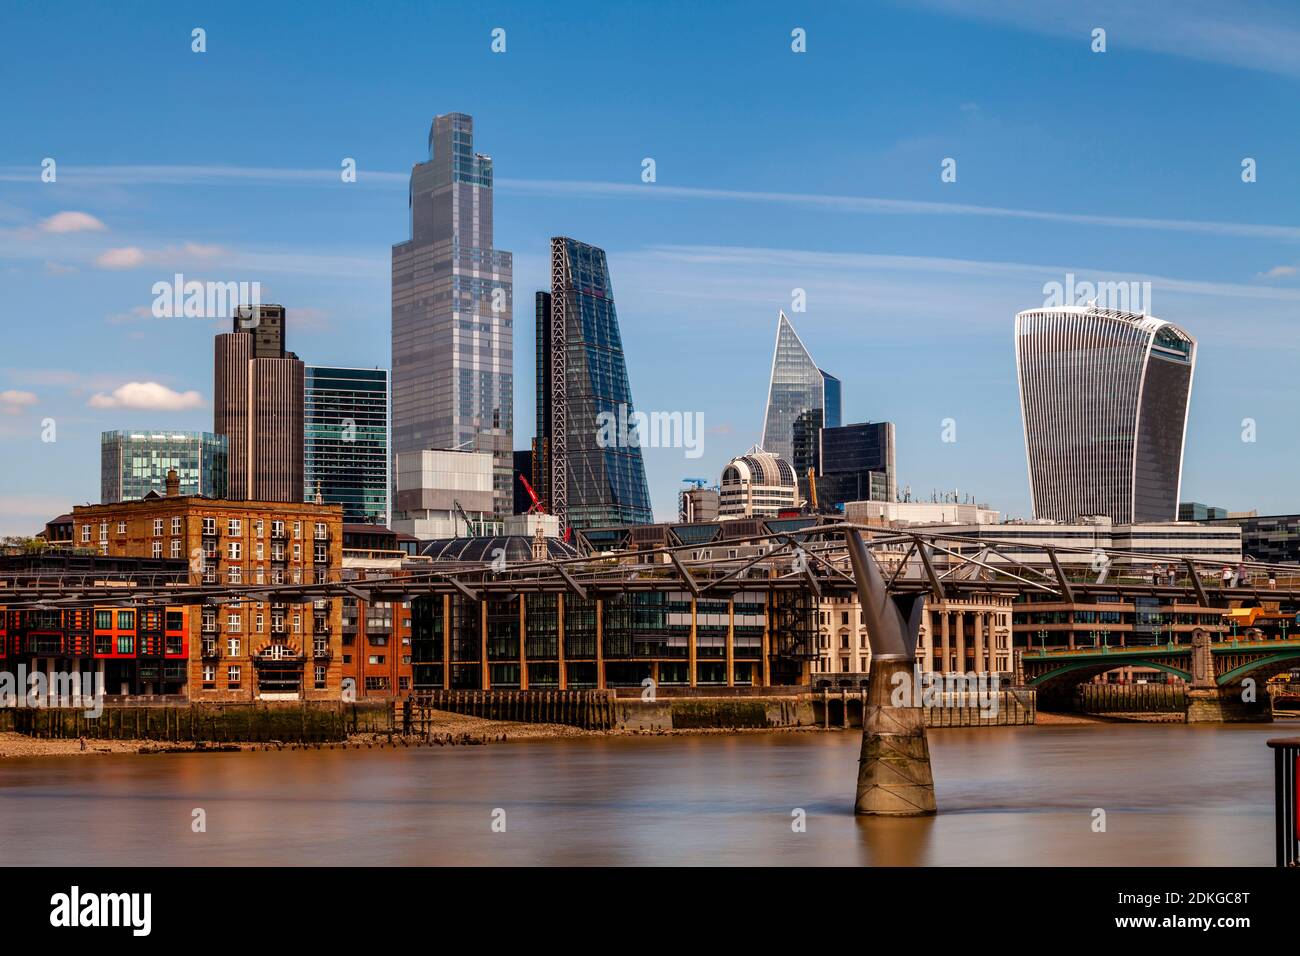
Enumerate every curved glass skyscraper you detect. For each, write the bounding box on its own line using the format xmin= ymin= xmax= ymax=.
xmin=1015 ymin=306 xmax=1196 ymax=524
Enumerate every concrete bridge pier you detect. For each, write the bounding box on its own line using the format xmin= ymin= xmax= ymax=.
xmin=856 ymin=656 xmax=937 ymax=815
xmin=1186 ymin=687 xmax=1272 ymax=723
xmin=846 ymin=529 xmax=937 ymax=816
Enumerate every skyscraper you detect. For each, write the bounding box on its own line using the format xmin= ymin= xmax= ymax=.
xmin=1015 ymin=305 xmax=1197 ymax=524
xmin=536 ymin=237 xmax=653 ymax=530
xmin=101 ymin=430 xmax=227 ymax=503
xmin=761 ymin=312 xmax=841 ymax=471
xmin=304 ymin=367 xmax=389 ymax=524
xmin=391 ymin=112 xmax=514 ymax=517
xmin=214 ymin=305 xmax=305 ymax=503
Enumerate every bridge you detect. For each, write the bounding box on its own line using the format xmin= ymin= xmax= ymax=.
xmin=1020 ymin=631 xmax=1300 ymax=719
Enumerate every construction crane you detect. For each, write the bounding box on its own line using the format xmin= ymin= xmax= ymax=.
xmin=452 ymin=499 xmax=474 ymax=537
xmin=807 ymin=468 xmax=819 ymax=512
xmin=682 ymin=477 xmax=711 ymax=488
xmin=517 ymin=473 xmax=548 ymax=561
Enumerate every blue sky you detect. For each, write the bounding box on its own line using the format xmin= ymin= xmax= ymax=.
xmin=3 ymin=0 xmax=1300 ymax=533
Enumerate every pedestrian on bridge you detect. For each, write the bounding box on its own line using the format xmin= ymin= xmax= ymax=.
xmin=1221 ymin=565 xmax=1234 ymax=589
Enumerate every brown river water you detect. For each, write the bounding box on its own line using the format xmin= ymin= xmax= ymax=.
xmin=0 ymin=723 xmax=1283 ymax=866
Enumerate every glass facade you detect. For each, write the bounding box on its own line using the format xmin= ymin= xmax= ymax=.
xmin=304 ymin=366 xmax=389 ymax=524
xmin=546 ymin=237 xmax=653 ymax=529
xmin=1015 ymin=307 xmax=1196 ymax=524
xmin=101 ymin=430 xmax=227 ymax=502
xmin=761 ymin=312 xmax=840 ymax=464
xmin=392 ymin=112 xmax=513 ymax=517
xmin=818 ymin=421 xmax=895 ymax=508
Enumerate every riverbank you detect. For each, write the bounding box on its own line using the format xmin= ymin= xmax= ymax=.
xmin=1 ymin=708 xmax=839 ymax=757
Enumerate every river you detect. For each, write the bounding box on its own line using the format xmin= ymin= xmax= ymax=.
xmin=0 ymin=723 xmax=1282 ymax=866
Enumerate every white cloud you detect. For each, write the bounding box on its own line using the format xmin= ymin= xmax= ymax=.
xmin=40 ymin=211 xmax=106 ymax=233
xmin=43 ymin=260 xmax=78 ymax=276
xmin=0 ymin=390 xmax=38 ymax=415
xmin=1259 ymin=265 xmax=1297 ymax=278
xmin=95 ymin=246 xmax=146 ymax=269
xmin=87 ymin=382 xmax=204 ymax=410
xmin=92 ymin=242 xmax=227 ymax=271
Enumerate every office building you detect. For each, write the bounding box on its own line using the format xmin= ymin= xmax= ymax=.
xmin=391 ymin=448 xmax=499 ymax=539
xmin=816 ymin=421 xmax=896 ymax=509
xmin=535 ymin=236 xmax=653 ymax=530
xmin=719 ymin=449 xmax=798 ymax=519
xmin=1015 ymin=305 xmax=1197 ymax=523
xmin=1203 ymin=513 xmax=1300 ymax=564
xmin=304 ymin=366 xmax=389 ymax=525
xmin=391 ymin=112 xmax=514 ymax=517
xmin=214 ymin=305 xmax=305 ymax=503
xmin=845 ymin=499 xmax=1001 ymax=527
xmin=760 ymin=311 xmax=841 ymax=467
xmin=101 ymin=430 xmax=227 ymax=503
xmin=679 ymin=485 xmax=720 ymax=523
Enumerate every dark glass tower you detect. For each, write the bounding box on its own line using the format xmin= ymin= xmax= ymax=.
xmin=392 ymin=112 xmax=513 ymax=517
xmin=539 ymin=237 xmax=653 ymax=530
xmin=817 ymin=421 xmax=896 ymax=509
xmin=304 ymin=366 xmax=390 ymax=524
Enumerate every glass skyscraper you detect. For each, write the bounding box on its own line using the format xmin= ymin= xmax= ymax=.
xmin=101 ymin=430 xmax=227 ymax=503
xmin=391 ymin=112 xmax=514 ymax=517
xmin=537 ymin=237 xmax=653 ymax=530
xmin=304 ymin=367 xmax=390 ymax=524
xmin=761 ymin=311 xmax=841 ymax=476
xmin=1015 ymin=305 xmax=1197 ymax=524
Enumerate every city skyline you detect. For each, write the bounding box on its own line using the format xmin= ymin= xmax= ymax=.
xmin=4 ymin=1 xmax=1300 ymax=535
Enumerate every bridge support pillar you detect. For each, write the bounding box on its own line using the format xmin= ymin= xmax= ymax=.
xmin=856 ymin=657 xmax=937 ymax=816
xmin=1186 ymin=687 xmax=1271 ymax=723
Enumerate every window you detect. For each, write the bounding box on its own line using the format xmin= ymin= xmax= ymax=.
xmin=95 ymin=610 xmax=112 ymax=630
xmin=227 ymin=613 xmax=242 ymax=632
xmin=229 ymin=541 xmax=241 ymax=560
xmin=227 ymin=665 xmax=241 ymax=687
xmin=255 ymin=519 xmax=264 ymax=537
xmin=314 ymin=665 xmax=326 ymax=690
xmin=256 ymin=613 xmax=264 ymax=632
xmin=116 ymin=521 xmax=126 ymax=535
xmin=202 ymin=517 xmax=217 ymax=536
xmin=256 ymin=542 xmax=264 ymax=560
xmin=202 ymin=664 xmax=215 ymax=687
xmin=170 ymin=539 xmax=181 ymax=559
xmin=272 ymin=520 xmax=285 ymax=536
xmin=81 ymin=524 xmax=91 ymax=543
xmin=228 ymin=519 xmax=241 ymax=536
xmin=152 ymin=541 xmax=162 ymax=558
xmin=293 ymin=543 xmax=301 ymax=561
xmin=117 ymin=635 xmax=134 ymax=655
xmin=153 ymin=519 xmax=163 ymax=536
xmin=117 ymin=610 xmax=134 ymax=630
xmin=368 ymin=655 xmax=385 ymax=665
xmin=227 ymin=637 xmax=241 ymax=657
xmin=314 ymin=522 xmax=327 ymax=540
xmin=293 ymin=522 xmax=301 ymax=539
xmin=228 ymin=566 xmax=242 ymax=585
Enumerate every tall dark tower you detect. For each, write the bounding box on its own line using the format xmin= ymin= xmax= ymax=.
xmin=540 ymin=237 xmax=652 ymax=530
xmin=215 ymin=304 xmax=304 ymax=502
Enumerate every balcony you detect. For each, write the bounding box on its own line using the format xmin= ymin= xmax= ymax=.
xmin=200 ymin=642 xmax=221 ymax=660
xmin=313 ymin=642 xmax=331 ymax=660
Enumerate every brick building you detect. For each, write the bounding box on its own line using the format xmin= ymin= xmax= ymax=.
xmin=70 ymin=477 xmax=343 ymax=701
